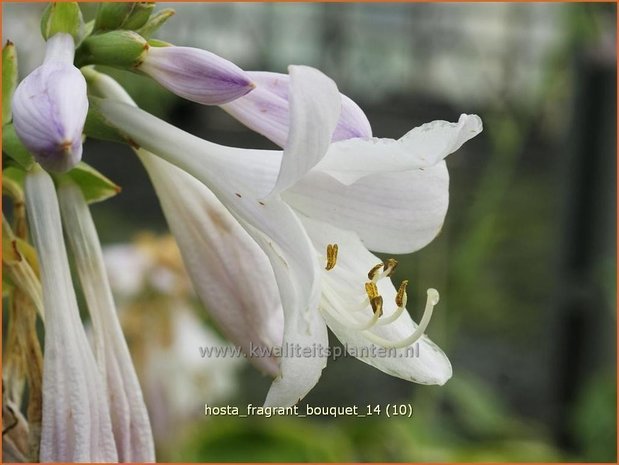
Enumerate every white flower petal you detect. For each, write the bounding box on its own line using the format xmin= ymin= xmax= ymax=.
xmin=285 ymin=163 xmax=449 ymax=254
xmin=139 ymin=152 xmax=284 ymax=376
xmin=92 ymin=72 xmax=285 ymax=376
xmin=25 ymin=169 xmax=118 ymax=462
xmin=58 ymin=184 xmax=155 ymax=462
xmin=99 ymin=99 xmax=281 ymax=195
xmin=316 ymin=114 xmax=482 ymax=185
xmin=221 ymin=85 xmax=290 ymax=147
xmin=301 ymin=216 xmax=452 ymax=385
xmin=98 ymin=98 xmax=325 ymax=405
xmin=97 ymin=100 xmax=316 ymax=308
xmin=270 ymin=65 xmax=341 ymax=195
xmin=263 ymin=285 xmax=329 ymax=407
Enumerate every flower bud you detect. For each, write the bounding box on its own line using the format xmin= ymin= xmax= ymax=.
xmin=94 ymin=2 xmax=154 ymax=31
xmin=79 ymin=30 xmax=149 ymax=68
xmin=3 ymin=40 xmax=18 ymax=123
xmin=11 ymin=33 xmax=88 ymax=172
xmin=136 ymin=8 xmax=175 ymax=39
xmin=222 ymin=70 xmax=372 ymax=147
xmin=137 ymin=45 xmax=255 ymax=105
xmin=121 ymin=2 xmax=155 ymax=30
xmin=40 ymin=2 xmax=83 ymax=42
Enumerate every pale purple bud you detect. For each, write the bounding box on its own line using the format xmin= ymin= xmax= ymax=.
xmin=11 ymin=33 xmax=88 ymax=172
xmin=221 ymin=70 xmax=372 ymax=148
xmin=138 ymin=46 xmax=255 ymax=105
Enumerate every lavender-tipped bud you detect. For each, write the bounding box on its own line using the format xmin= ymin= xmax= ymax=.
xmin=11 ymin=33 xmax=88 ymax=172
xmin=138 ymin=45 xmax=255 ymax=105
xmin=222 ymin=70 xmax=372 ymax=147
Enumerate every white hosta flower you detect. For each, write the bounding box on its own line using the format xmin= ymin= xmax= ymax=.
xmin=12 ymin=33 xmax=87 ymax=172
xmin=138 ymin=45 xmax=255 ymax=105
xmin=89 ymin=70 xmax=284 ymax=376
xmin=98 ymin=65 xmax=482 ymax=407
xmin=221 ymin=70 xmax=372 ymax=146
xmin=25 ymin=168 xmax=117 ymax=462
xmin=58 ymin=183 xmax=155 ymax=462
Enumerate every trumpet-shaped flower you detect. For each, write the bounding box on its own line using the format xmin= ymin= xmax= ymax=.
xmin=57 ymin=183 xmax=155 ymax=462
xmin=25 ymin=168 xmax=117 ymax=462
xmin=88 ymin=70 xmax=284 ymax=376
xmin=12 ymin=33 xmax=88 ymax=172
xmin=138 ymin=45 xmax=255 ymax=105
xmin=98 ymin=65 xmax=482 ymax=407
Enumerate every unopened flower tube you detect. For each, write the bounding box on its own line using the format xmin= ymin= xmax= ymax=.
xmin=138 ymin=45 xmax=255 ymax=105
xmin=11 ymin=33 xmax=87 ymax=172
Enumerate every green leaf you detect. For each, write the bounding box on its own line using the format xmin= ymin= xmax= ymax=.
xmin=2 ymin=124 xmax=35 ymax=170
xmin=3 ymin=276 xmax=14 ymax=298
xmin=136 ymin=8 xmax=175 ymax=39
xmin=57 ymin=162 xmax=121 ymax=204
xmin=2 ymin=41 xmax=18 ymax=124
xmin=2 ymin=166 xmax=26 ymax=201
xmin=41 ymin=2 xmax=84 ymax=42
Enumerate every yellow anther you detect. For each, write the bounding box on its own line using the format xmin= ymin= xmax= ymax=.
xmin=368 ymin=263 xmax=383 ymax=281
xmin=383 ymin=258 xmax=398 ymax=277
xmin=364 ymin=281 xmax=379 ymax=300
xmin=325 ymin=243 xmax=338 ymax=271
xmin=370 ymin=296 xmax=384 ymax=317
xmin=395 ymin=280 xmax=409 ymax=308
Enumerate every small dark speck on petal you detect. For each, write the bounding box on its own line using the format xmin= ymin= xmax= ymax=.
xmin=127 ymin=138 xmax=140 ymax=150
xmin=235 ymin=193 xmax=242 ymax=198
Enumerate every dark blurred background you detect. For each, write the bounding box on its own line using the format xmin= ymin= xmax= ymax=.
xmin=4 ymin=2 xmax=616 ymax=462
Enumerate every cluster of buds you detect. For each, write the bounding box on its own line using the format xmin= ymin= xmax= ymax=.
xmin=8 ymin=1 xmax=256 ymax=173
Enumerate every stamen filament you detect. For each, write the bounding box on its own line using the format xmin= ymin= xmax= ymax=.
xmin=363 ymin=288 xmax=439 ymax=348
xmin=378 ymin=305 xmax=405 ymax=325
xmin=321 ymin=284 xmax=381 ymax=330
